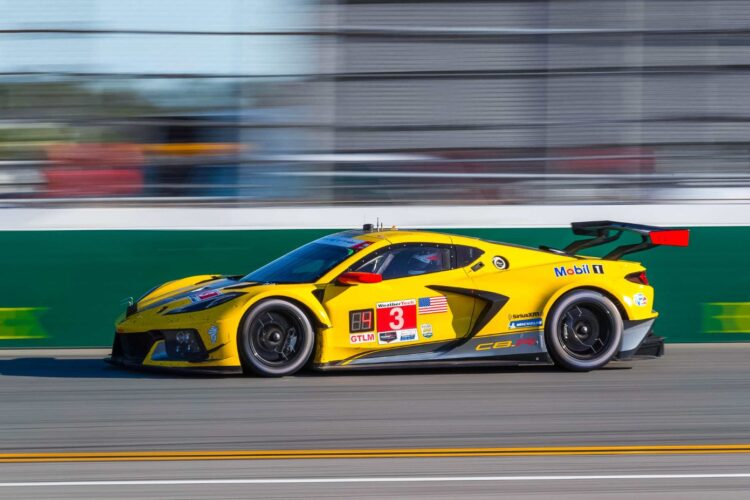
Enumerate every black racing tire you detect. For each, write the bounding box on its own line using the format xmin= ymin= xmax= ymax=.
xmin=238 ymin=299 xmax=315 ymax=377
xmin=544 ymin=290 xmax=623 ymax=372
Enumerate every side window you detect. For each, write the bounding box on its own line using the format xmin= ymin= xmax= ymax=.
xmin=455 ymin=245 xmax=484 ymax=267
xmin=353 ymin=253 xmax=387 ymax=274
xmin=353 ymin=245 xmax=452 ymax=280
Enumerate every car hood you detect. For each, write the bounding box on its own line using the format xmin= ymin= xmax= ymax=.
xmin=134 ymin=276 xmax=260 ymax=315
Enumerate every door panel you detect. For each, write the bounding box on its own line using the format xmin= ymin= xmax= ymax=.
xmin=321 ymin=268 xmax=475 ymax=363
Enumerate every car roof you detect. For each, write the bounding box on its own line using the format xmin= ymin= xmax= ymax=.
xmin=343 ymin=228 xmax=473 ymax=245
xmin=339 ymin=228 xmax=547 ymax=254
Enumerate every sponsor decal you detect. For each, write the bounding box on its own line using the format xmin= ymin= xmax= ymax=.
xmin=509 ymin=318 xmax=543 ymax=329
xmin=350 ymin=332 xmax=376 ymax=344
xmin=421 ymin=323 xmax=433 ymax=339
xmin=476 ymin=338 xmax=536 ymax=351
xmin=318 ymin=235 xmax=369 ymax=249
xmin=553 ymin=264 xmax=604 ymax=277
xmin=190 ymin=289 xmax=221 ymax=302
xmin=634 ymin=293 xmax=648 ymax=307
xmin=376 ymin=299 xmax=419 ymax=344
xmin=349 ymin=309 xmax=374 ymax=333
xmin=350 ymin=241 xmax=373 ymax=252
xmin=492 ymin=256 xmax=508 ymax=270
xmin=208 ymin=325 xmax=218 ymax=344
xmin=376 ymin=299 xmax=417 ymax=333
xmin=318 ymin=236 xmax=372 ymax=254
xmin=378 ymin=330 xmax=418 ymax=344
xmin=379 ymin=331 xmax=398 ymax=344
xmin=508 ymin=312 xmax=541 ymax=320
xmin=418 ymin=296 xmax=448 ymax=314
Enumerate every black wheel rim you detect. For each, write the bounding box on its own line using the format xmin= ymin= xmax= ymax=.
xmin=557 ymin=301 xmax=614 ymax=360
xmin=248 ymin=309 xmax=304 ymax=367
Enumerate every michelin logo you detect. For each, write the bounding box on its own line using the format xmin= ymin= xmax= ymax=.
xmin=554 ymin=264 xmax=604 ymax=277
xmin=509 ymin=318 xmax=543 ymax=329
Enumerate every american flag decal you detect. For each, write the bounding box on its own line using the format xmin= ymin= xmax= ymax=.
xmin=418 ymin=296 xmax=448 ymax=314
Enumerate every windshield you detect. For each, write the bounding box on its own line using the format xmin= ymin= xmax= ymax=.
xmin=241 ymin=235 xmax=371 ymax=284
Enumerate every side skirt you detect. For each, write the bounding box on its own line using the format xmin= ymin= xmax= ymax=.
xmin=319 ymin=330 xmax=552 ymax=369
xmin=315 ymin=355 xmax=552 ymax=372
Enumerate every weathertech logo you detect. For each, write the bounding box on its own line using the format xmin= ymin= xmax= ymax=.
xmin=554 ymin=264 xmax=604 ymax=277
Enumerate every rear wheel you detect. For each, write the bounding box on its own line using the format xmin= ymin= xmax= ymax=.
xmin=545 ymin=290 xmax=623 ymax=371
xmin=238 ymin=299 xmax=315 ymax=377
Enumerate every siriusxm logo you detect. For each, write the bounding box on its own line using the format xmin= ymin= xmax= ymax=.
xmin=554 ymin=264 xmax=604 ymax=277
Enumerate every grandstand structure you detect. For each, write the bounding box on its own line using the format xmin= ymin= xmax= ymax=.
xmin=0 ymin=0 xmax=748 ymax=204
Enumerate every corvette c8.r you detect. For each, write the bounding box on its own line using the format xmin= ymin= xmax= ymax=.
xmin=109 ymin=221 xmax=688 ymax=376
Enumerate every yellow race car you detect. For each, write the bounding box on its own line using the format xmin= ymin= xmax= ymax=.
xmin=109 ymin=221 xmax=689 ymax=376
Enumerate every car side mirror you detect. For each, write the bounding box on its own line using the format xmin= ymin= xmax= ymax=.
xmin=336 ymin=272 xmax=383 ymax=285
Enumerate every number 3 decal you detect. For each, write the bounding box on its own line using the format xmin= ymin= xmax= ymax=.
xmin=389 ymin=307 xmax=404 ymax=330
xmin=376 ymin=300 xmax=416 ymax=333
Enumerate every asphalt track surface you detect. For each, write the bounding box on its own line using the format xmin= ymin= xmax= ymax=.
xmin=0 ymin=344 xmax=749 ymax=498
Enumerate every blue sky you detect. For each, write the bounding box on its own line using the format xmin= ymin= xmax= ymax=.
xmin=0 ymin=0 xmax=315 ymax=75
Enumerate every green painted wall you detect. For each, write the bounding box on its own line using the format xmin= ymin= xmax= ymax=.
xmin=0 ymin=227 xmax=745 ymax=347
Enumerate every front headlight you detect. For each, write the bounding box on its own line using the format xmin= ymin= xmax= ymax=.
xmin=165 ymin=292 xmax=244 ymax=315
xmin=162 ymin=329 xmax=208 ymax=361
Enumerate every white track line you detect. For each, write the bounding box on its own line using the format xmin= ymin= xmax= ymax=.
xmin=3 ymin=473 xmax=750 ymax=487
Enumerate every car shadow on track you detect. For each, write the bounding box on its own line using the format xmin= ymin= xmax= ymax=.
xmin=0 ymin=357 xmax=211 ymax=379
xmin=0 ymin=357 xmax=633 ymax=379
xmin=299 ymin=362 xmax=633 ymax=378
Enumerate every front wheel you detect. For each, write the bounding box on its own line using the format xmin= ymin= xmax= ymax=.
xmin=545 ymin=290 xmax=623 ymax=371
xmin=238 ymin=299 xmax=315 ymax=377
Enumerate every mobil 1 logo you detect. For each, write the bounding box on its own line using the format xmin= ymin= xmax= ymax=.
xmin=554 ymin=264 xmax=604 ymax=278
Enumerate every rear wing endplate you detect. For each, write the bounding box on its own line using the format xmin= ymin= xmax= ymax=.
xmin=563 ymin=220 xmax=690 ymax=260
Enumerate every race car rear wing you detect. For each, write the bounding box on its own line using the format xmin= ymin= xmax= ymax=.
xmin=563 ymin=221 xmax=690 ymax=260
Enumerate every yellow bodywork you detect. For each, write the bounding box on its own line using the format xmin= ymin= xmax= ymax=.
xmin=114 ymin=229 xmax=657 ymax=371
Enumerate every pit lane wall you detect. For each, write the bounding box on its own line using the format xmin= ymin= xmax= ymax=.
xmin=0 ymin=204 xmax=747 ymax=347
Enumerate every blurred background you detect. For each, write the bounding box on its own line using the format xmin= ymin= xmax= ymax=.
xmin=2 ymin=0 xmax=750 ymax=206
xmin=1 ymin=4 xmax=749 ymax=495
